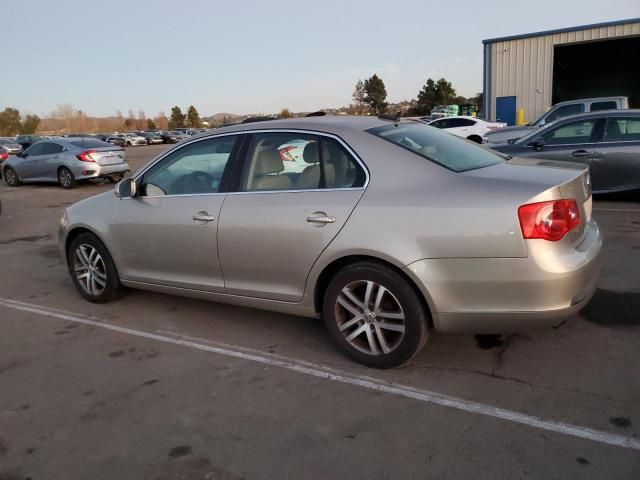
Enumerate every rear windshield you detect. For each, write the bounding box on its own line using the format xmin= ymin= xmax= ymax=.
xmin=70 ymin=139 xmax=111 ymax=149
xmin=367 ymin=122 xmax=503 ymax=172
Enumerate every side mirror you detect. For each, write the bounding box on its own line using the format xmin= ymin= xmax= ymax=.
xmin=114 ymin=177 xmax=137 ymax=199
xmin=528 ymin=139 xmax=546 ymax=151
xmin=16 ymin=152 xmax=25 ymax=158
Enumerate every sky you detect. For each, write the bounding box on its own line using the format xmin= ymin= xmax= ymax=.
xmin=1 ymin=0 xmax=638 ymax=117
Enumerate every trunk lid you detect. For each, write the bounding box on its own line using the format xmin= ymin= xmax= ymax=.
xmin=88 ymin=147 xmax=126 ymax=166
xmin=465 ymin=157 xmax=592 ymax=244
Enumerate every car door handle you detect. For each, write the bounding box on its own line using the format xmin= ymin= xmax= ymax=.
xmin=193 ymin=211 xmax=215 ymax=223
xmin=306 ymin=213 xmax=336 ymax=224
xmin=571 ymin=150 xmax=591 ymax=158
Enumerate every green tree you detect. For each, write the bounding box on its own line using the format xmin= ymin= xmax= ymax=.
xmin=169 ymin=106 xmax=186 ymax=129
xmin=186 ymin=105 xmax=201 ymax=128
xmin=278 ymin=108 xmax=293 ymax=118
xmin=147 ymin=118 xmax=157 ymax=130
xmin=350 ymin=79 xmax=368 ymax=115
xmin=0 ymin=108 xmax=23 ymax=136
xmin=20 ymin=114 xmax=40 ymax=134
xmin=363 ymin=74 xmax=388 ymax=115
xmin=415 ymin=78 xmax=457 ymax=115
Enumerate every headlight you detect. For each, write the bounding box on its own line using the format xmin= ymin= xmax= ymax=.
xmin=60 ymin=210 xmax=70 ymax=229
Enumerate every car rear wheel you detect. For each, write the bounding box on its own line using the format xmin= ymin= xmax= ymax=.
xmin=58 ymin=167 xmax=77 ymax=189
xmin=67 ymin=232 xmax=125 ymax=303
xmin=323 ymin=261 xmax=429 ymax=368
xmin=3 ymin=166 xmax=21 ymax=186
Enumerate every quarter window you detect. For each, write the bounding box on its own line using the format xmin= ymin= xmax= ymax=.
xmin=545 ymin=104 xmax=585 ymax=123
xmin=239 ymin=132 xmax=366 ymax=192
xmin=140 ymin=136 xmax=238 ymax=196
xmin=590 ymin=101 xmax=617 ymax=112
xmin=542 ymin=119 xmax=597 ymax=145
xmin=603 ymin=117 xmax=640 ymax=142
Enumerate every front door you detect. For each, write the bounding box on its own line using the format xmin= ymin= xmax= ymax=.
xmin=218 ymin=131 xmax=367 ymax=302
xmin=111 ymin=134 xmax=241 ymax=292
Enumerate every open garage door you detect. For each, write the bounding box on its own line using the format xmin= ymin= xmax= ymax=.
xmin=552 ymin=36 xmax=640 ymax=108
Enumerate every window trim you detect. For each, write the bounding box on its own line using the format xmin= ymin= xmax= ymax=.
xmin=528 ymin=118 xmax=603 ymax=147
xmin=133 ymin=129 xmax=369 ymax=197
xmin=133 ymin=133 xmax=245 ymax=199
xmin=598 ymin=117 xmax=640 ymax=144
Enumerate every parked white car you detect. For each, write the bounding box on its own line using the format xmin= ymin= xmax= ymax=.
xmin=427 ymin=116 xmax=506 ymax=143
xmin=122 ymin=133 xmax=147 ymax=146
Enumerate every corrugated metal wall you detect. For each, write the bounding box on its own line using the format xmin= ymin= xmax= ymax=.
xmin=487 ymin=22 xmax=640 ymax=122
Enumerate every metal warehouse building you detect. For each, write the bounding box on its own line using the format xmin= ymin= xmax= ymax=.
xmin=482 ymin=18 xmax=640 ymax=125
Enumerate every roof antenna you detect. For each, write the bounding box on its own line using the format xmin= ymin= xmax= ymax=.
xmin=305 ymin=111 xmax=326 ymax=117
xmin=377 ymin=112 xmax=402 ymax=125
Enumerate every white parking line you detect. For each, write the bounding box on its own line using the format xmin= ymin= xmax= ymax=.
xmin=1 ymin=296 xmax=639 ymax=452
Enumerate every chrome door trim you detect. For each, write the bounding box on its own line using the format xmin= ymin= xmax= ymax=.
xmin=132 ymin=129 xmax=370 ymax=190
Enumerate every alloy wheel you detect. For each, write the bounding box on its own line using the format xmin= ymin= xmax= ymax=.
xmin=335 ymin=280 xmax=406 ymax=356
xmin=59 ymin=168 xmax=73 ymax=188
xmin=73 ymin=244 xmax=107 ymax=296
xmin=4 ymin=168 xmax=18 ymax=185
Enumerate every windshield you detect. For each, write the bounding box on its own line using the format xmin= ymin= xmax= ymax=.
xmin=367 ymin=122 xmax=503 ymax=172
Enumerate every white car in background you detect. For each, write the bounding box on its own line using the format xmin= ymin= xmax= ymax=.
xmin=122 ymin=133 xmax=147 ymax=146
xmin=427 ymin=116 xmax=506 ymax=143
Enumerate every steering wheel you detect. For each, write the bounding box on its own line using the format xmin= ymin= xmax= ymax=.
xmin=182 ymin=170 xmax=215 ymax=194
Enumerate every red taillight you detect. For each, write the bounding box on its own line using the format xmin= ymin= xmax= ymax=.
xmin=278 ymin=146 xmax=296 ymax=161
xmin=0 ymin=152 xmax=8 ymax=161
xmin=76 ymin=149 xmax=96 ymax=162
xmin=518 ymin=199 xmax=581 ymax=241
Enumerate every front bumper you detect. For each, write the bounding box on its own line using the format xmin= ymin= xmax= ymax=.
xmin=404 ymin=219 xmax=602 ymax=333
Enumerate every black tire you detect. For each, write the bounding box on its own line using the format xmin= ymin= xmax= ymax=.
xmin=3 ymin=166 xmax=21 ymax=186
xmin=67 ymin=232 xmax=126 ymax=303
xmin=322 ymin=261 xmax=429 ymax=368
xmin=58 ymin=166 xmax=77 ymax=189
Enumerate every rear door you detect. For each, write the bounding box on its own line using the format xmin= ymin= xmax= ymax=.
xmin=591 ymin=116 xmax=640 ymax=192
xmin=218 ymin=131 xmax=367 ymax=302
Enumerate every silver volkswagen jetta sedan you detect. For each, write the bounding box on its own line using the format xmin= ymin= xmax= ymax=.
xmin=59 ymin=116 xmax=601 ymax=368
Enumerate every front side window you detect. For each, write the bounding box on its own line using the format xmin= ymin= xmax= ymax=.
xmin=25 ymin=143 xmax=44 ymax=156
xmin=544 ymin=104 xmax=585 ymax=123
xmin=541 ymin=119 xmax=597 ymax=145
xmin=240 ymin=132 xmax=366 ymax=192
xmin=429 ymin=119 xmax=449 ymax=129
xmin=140 ymin=135 xmax=238 ymax=196
xmin=368 ymin=122 xmax=503 ymax=172
xmin=590 ymin=101 xmax=617 ymax=112
xmin=602 ymin=117 xmax=640 ymax=142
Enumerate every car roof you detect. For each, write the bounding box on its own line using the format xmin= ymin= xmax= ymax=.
xmin=195 ymin=115 xmax=407 ymax=138
xmin=547 ymin=109 xmax=640 ymax=123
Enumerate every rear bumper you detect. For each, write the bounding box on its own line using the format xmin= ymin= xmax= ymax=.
xmin=404 ymin=219 xmax=602 ymax=333
xmin=75 ymin=162 xmax=130 ymax=180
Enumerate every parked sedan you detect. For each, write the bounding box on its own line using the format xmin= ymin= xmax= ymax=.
xmin=138 ymin=132 xmax=164 ymax=145
xmin=123 ymin=133 xmax=147 ymax=146
xmin=490 ymin=110 xmax=640 ymax=193
xmin=3 ymin=138 xmax=129 ymax=189
xmin=154 ymin=131 xmax=179 ymax=144
xmin=59 ymin=116 xmax=600 ymax=368
xmin=104 ymin=136 xmax=126 ymax=148
xmin=0 ymin=138 xmax=23 ymax=154
xmin=427 ymin=116 xmax=506 ymax=143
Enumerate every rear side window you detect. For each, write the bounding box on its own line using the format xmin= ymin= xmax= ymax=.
xmin=368 ymin=122 xmax=503 ymax=172
xmin=70 ymin=139 xmax=112 ymax=149
xmin=590 ymin=101 xmax=617 ymax=112
xmin=40 ymin=143 xmax=64 ymax=155
xmin=602 ymin=117 xmax=640 ymax=142
xmin=545 ymin=104 xmax=585 ymax=123
xmin=239 ymin=132 xmax=366 ymax=192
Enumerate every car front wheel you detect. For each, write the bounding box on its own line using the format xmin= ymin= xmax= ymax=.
xmin=323 ymin=261 xmax=429 ymax=368
xmin=67 ymin=232 xmax=125 ymax=303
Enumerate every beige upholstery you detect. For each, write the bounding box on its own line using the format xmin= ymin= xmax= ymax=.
xmin=295 ymin=142 xmax=335 ymax=189
xmin=252 ymin=149 xmax=292 ymax=190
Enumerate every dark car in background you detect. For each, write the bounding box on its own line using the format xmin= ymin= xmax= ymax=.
xmin=15 ymin=134 xmax=45 ymax=150
xmin=490 ymin=110 xmax=640 ymax=193
xmin=138 ymin=132 xmax=163 ymax=145
xmin=151 ymin=131 xmax=179 ymax=144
